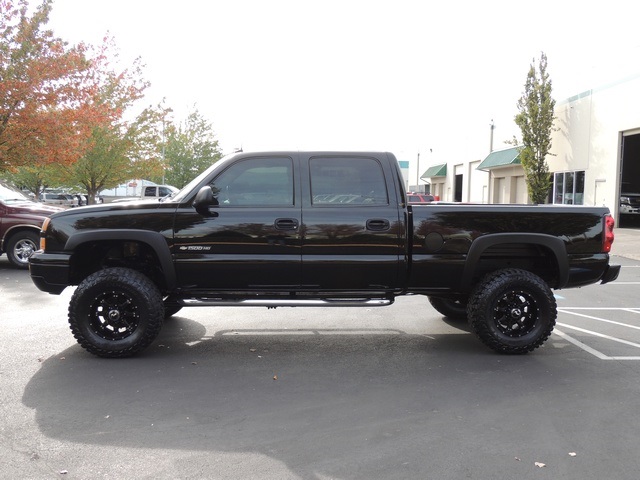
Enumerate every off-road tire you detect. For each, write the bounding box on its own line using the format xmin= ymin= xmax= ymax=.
xmin=428 ymin=296 xmax=468 ymax=321
xmin=6 ymin=231 xmax=39 ymax=269
xmin=69 ymin=268 xmax=164 ymax=358
xmin=467 ymin=268 xmax=556 ymax=354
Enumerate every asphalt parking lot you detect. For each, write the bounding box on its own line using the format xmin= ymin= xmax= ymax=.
xmin=1 ymin=230 xmax=640 ymax=479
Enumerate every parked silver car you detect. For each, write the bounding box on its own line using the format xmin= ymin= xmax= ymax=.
xmin=40 ymin=193 xmax=77 ymax=208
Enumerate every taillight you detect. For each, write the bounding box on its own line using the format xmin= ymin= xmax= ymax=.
xmin=602 ymin=214 xmax=615 ymax=253
xmin=40 ymin=217 xmax=51 ymax=251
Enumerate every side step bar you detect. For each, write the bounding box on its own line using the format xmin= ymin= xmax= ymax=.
xmin=180 ymin=298 xmax=394 ymax=308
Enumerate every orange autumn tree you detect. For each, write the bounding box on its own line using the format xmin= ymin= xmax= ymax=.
xmin=0 ymin=0 xmax=106 ymax=171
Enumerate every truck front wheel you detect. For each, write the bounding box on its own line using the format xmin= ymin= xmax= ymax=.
xmin=68 ymin=268 xmax=164 ymax=358
xmin=467 ymin=269 xmax=556 ymax=354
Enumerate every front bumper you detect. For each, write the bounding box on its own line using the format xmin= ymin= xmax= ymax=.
xmin=29 ymin=251 xmax=71 ymax=294
xmin=620 ymin=205 xmax=640 ymax=214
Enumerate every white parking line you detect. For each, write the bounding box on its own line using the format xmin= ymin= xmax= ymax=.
xmin=554 ymin=306 xmax=640 ymax=359
xmin=555 ymin=326 xmax=640 ymax=360
xmin=557 ymin=322 xmax=640 ymax=348
xmin=557 ymin=309 xmax=640 ymax=329
xmin=558 ymin=307 xmax=640 ymax=311
xmin=554 ymin=329 xmax=609 ymax=359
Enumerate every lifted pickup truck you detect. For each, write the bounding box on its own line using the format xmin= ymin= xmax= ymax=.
xmin=30 ymin=151 xmax=620 ymax=357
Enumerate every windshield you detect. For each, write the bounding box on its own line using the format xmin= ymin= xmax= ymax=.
xmin=0 ymin=184 xmax=29 ymax=203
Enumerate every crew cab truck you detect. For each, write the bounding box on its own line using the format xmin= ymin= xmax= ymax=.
xmin=29 ymin=151 xmax=620 ymax=358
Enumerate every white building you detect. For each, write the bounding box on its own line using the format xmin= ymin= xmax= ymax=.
xmin=418 ymin=73 xmax=640 ymax=227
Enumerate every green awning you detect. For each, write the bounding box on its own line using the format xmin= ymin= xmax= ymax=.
xmin=421 ymin=163 xmax=447 ymax=180
xmin=477 ymin=146 xmax=521 ymax=170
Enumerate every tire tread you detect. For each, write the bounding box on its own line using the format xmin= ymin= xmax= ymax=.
xmin=467 ymin=268 xmax=556 ymax=354
xmin=68 ymin=268 xmax=164 ymax=358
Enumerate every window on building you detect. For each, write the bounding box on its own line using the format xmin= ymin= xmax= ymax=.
xmin=553 ymin=171 xmax=585 ymax=205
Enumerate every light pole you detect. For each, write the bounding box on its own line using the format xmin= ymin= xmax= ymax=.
xmin=415 ymin=152 xmax=420 ymax=192
xmin=161 ymin=119 xmax=165 ymax=185
xmin=161 ymin=108 xmax=173 ymax=184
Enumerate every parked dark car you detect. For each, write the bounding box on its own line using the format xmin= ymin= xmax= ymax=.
xmin=0 ymin=184 xmax=62 ymax=268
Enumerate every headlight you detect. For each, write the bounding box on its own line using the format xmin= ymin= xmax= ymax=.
xmin=620 ymin=196 xmax=631 ymax=204
xmin=39 ymin=217 xmax=51 ymax=251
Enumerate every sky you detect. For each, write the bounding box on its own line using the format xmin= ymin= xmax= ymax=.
xmin=46 ymin=0 xmax=640 ymax=181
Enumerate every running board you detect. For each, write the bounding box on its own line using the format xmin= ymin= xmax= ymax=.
xmin=179 ymin=298 xmax=394 ymax=308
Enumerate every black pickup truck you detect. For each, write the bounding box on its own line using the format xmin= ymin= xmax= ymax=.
xmin=29 ymin=151 xmax=620 ymax=357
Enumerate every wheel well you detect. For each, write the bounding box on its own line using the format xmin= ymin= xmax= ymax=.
xmin=69 ymin=240 xmax=167 ymax=291
xmin=472 ymin=243 xmax=559 ymax=288
xmin=2 ymin=226 xmax=40 ymax=249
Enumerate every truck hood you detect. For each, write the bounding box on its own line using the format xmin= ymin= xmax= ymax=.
xmin=48 ymin=199 xmax=169 ymax=220
xmin=3 ymin=200 xmax=64 ymax=216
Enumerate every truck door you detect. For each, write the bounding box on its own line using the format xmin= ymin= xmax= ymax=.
xmin=173 ymin=155 xmax=301 ymax=290
xmin=299 ymin=154 xmax=404 ymax=292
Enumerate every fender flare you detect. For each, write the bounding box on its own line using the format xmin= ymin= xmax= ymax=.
xmin=1 ymin=224 xmax=41 ymax=250
xmin=64 ymin=229 xmax=176 ymax=290
xmin=460 ymin=233 xmax=568 ymax=292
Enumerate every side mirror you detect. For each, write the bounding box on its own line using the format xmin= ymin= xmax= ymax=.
xmin=193 ymin=186 xmax=219 ymax=216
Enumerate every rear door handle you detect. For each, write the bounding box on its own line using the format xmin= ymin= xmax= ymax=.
xmin=275 ymin=218 xmax=299 ymax=231
xmin=366 ymin=219 xmax=390 ymax=231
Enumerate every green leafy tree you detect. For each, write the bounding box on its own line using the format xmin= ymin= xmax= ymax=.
xmin=163 ymin=108 xmax=222 ymax=188
xmin=514 ymin=52 xmax=556 ymax=204
xmin=4 ymin=161 xmax=59 ymax=199
xmin=60 ymin=59 xmax=165 ymax=203
xmin=63 ymin=105 xmax=166 ymax=204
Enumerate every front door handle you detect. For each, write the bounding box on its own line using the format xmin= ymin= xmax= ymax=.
xmin=275 ymin=218 xmax=299 ymax=231
xmin=366 ymin=219 xmax=390 ymax=231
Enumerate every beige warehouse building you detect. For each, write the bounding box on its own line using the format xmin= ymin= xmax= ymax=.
xmin=419 ymin=73 xmax=640 ymax=227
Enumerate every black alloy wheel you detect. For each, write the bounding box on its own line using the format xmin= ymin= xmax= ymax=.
xmin=467 ymin=268 xmax=556 ymax=354
xmin=69 ymin=268 xmax=164 ymax=358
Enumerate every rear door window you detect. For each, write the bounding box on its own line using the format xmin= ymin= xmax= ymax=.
xmin=309 ymin=157 xmax=388 ymax=206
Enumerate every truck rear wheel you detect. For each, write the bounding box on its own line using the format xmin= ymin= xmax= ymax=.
xmin=68 ymin=268 xmax=164 ymax=358
xmin=467 ymin=268 xmax=556 ymax=354
xmin=428 ymin=296 xmax=468 ymax=320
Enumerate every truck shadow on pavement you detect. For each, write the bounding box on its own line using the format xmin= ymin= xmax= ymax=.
xmin=22 ymin=316 xmax=579 ymax=479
